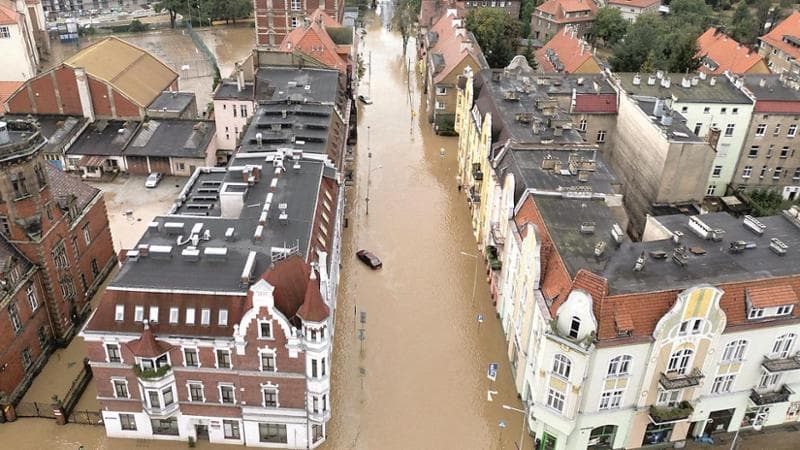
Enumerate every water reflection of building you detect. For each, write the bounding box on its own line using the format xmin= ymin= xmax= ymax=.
xmin=0 ymin=118 xmax=116 ymax=404
xmin=455 ymin=57 xmax=800 ymax=450
xmin=81 ymin=63 xmax=349 ymax=448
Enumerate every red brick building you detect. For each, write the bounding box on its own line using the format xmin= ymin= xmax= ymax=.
xmin=3 ymin=36 xmax=178 ymax=121
xmin=256 ymin=2 xmax=345 ymax=47
xmin=0 ymin=118 xmax=116 ymax=403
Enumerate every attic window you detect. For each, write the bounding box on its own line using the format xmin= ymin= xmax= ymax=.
xmin=115 ymin=305 xmax=125 ymax=321
xmin=569 ymin=316 xmax=581 ymax=339
xmin=746 ymin=286 xmax=798 ymax=320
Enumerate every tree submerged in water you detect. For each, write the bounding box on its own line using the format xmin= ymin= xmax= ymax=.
xmin=391 ymin=0 xmax=418 ymax=57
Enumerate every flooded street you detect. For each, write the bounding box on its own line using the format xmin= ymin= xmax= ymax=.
xmin=0 ymin=11 xmax=525 ymax=450
xmin=321 ymin=12 xmax=525 ymax=450
xmin=45 ymin=25 xmax=255 ymax=107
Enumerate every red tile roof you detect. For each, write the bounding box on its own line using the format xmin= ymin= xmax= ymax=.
xmin=747 ymin=285 xmax=799 ymax=308
xmin=614 ymin=311 xmax=634 ymax=333
xmin=535 ymin=29 xmax=597 ymax=74
xmin=279 ymin=10 xmax=348 ymax=73
xmin=536 ymin=0 xmax=597 ymax=23
xmin=696 ymin=27 xmax=766 ymax=75
xmin=607 ymin=0 xmax=659 ymax=8
xmin=760 ymin=11 xmax=800 ymax=65
xmin=754 ymin=100 xmax=800 ymax=114
xmin=0 ymin=81 xmax=22 ymax=108
xmin=428 ymin=11 xmax=488 ymax=84
xmin=296 ymin=276 xmax=329 ymax=322
xmin=125 ymin=322 xmax=174 ymax=358
xmin=0 ymin=3 xmax=17 ymax=26
xmin=263 ymin=254 xmax=328 ymax=321
xmin=574 ymin=93 xmax=617 ymax=113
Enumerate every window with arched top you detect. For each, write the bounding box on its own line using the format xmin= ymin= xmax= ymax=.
xmin=721 ymin=340 xmax=748 ymax=362
xmin=569 ymin=316 xmax=581 ymax=339
xmin=607 ymin=355 xmax=632 ymax=377
xmin=552 ymin=354 xmax=572 ymax=379
xmin=667 ymin=348 xmax=694 ymax=375
xmin=772 ymin=333 xmax=797 ymax=359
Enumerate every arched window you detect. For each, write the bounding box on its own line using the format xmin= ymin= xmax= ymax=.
xmin=552 ymin=354 xmax=572 ymax=379
xmin=607 ymin=355 xmax=632 ymax=377
xmin=569 ymin=316 xmax=581 ymax=339
xmin=772 ymin=333 xmax=797 ymax=359
xmin=721 ymin=340 xmax=748 ymax=362
xmin=667 ymin=348 xmax=694 ymax=375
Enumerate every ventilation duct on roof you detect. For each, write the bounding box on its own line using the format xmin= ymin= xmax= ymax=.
xmin=770 ymin=238 xmax=788 ymax=255
xmin=743 ymin=215 xmax=767 ymax=235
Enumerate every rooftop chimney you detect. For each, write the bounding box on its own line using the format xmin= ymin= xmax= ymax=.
xmin=235 ymin=62 xmax=245 ymax=93
xmin=710 ymin=77 xmax=717 ymax=86
xmin=647 ymin=75 xmax=656 ymax=86
xmin=632 ymin=73 xmax=641 ymax=85
xmin=707 ymin=126 xmax=721 ymax=149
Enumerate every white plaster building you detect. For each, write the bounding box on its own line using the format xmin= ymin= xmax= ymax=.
xmin=0 ymin=0 xmax=42 ymax=81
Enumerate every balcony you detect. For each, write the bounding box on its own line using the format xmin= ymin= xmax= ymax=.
xmin=762 ymin=354 xmax=800 ymax=373
xmin=472 ymin=163 xmax=484 ymax=181
xmin=649 ymin=401 xmax=694 ymax=424
xmin=485 ymin=245 xmax=502 ymax=271
xmin=490 ymin=221 xmax=505 ymax=246
xmin=750 ymin=385 xmax=793 ymax=405
xmin=468 ymin=186 xmax=481 ymax=204
xmin=134 ymin=364 xmax=172 ymax=380
xmin=659 ymin=368 xmax=704 ymax=390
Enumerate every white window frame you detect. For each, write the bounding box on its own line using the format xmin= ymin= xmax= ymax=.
xmin=115 ymin=305 xmax=124 ymax=321
xmin=552 ymin=354 xmax=572 ymax=380
xmin=186 ymin=307 xmax=195 ymax=325
xmin=219 ymin=309 xmax=228 ymax=326
xmin=223 ymin=419 xmax=241 ymax=440
xmin=776 ymin=305 xmax=794 ymax=316
xmin=711 ymin=374 xmax=736 ymax=394
xmin=26 ymin=285 xmax=38 ymax=311
xmin=169 ymin=307 xmax=179 ymax=324
xmin=0 ymin=26 xmax=11 ymax=39
xmin=598 ymin=389 xmax=624 ymax=410
xmin=788 ymin=124 xmax=797 ymax=137
xmin=656 ymin=389 xmax=681 ymax=407
xmin=183 ymin=347 xmax=200 ymax=367
xmin=201 ymin=308 xmax=211 ymax=326
xmin=260 ymin=349 xmax=277 ymax=372
xmin=759 ymin=371 xmax=781 ymax=389
xmin=187 ymin=381 xmax=205 ymax=402
xmin=667 ymin=348 xmax=694 ymax=375
xmin=607 ymin=355 xmax=632 ymax=377
xmin=134 ymin=305 xmax=144 ymax=322
xmin=772 ymin=333 xmax=796 ymax=359
xmin=261 ymin=383 xmax=280 ymax=408
xmin=721 ymin=340 xmax=747 ymax=362
xmin=749 ymin=307 xmax=765 ymax=319
xmin=596 ymin=130 xmax=606 ymax=143
xmin=756 ymin=123 xmax=767 ymax=136
xmin=218 ymin=384 xmax=236 ymax=405
xmin=149 ymin=306 xmax=159 ymax=322
xmin=725 ymin=123 xmax=735 ymax=137
xmin=111 ymin=378 xmax=130 ymax=398
xmin=83 ymin=224 xmax=91 ymax=245
xmin=105 ymin=342 xmax=123 ymax=363
xmin=215 ymin=348 xmax=232 ymax=369
xmin=258 ymin=320 xmax=274 ymax=339
xmin=546 ymin=388 xmax=566 ymax=412
xmin=742 ymin=166 xmax=752 ymax=178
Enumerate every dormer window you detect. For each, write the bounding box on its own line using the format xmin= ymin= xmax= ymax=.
xmin=569 ymin=316 xmax=581 ymax=339
xmin=746 ymin=286 xmax=797 ymax=320
xmin=748 ymin=308 xmax=765 ymax=319
xmin=777 ymin=305 xmax=794 ymax=316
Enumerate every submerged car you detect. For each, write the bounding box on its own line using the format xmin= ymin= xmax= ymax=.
xmin=358 ymin=95 xmax=373 ymax=105
xmin=356 ymin=250 xmax=382 ymax=269
xmin=145 ymin=172 xmax=163 ymax=188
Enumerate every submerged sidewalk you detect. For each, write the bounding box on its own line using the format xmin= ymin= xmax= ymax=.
xmin=684 ymin=423 xmax=800 ymax=450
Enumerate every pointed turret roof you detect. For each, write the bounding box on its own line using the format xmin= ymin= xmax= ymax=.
xmin=125 ymin=321 xmax=173 ymax=358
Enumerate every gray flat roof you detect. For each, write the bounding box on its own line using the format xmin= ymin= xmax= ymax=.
xmin=147 ymin=91 xmax=196 ymax=114
xmin=238 ymin=103 xmax=332 ymax=155
xmin=67 ymin=120 xmax=139 ymax=156
xmin=125 ymin=120 xmax=215 ymax=159
xmin=617 ymin=72 xmax=753 ymax=104
xmin=214 ymin=81 xmax=254 ymax=101
xmin=255 ymin=67 xmax=340 ymax=104
xmin=496 ymin=146 xmax=620 ymax=204
xmin=537 ymin=74 xmax=616 ymax=96
xmin=742 ymin=74 xmax=800 ymax=102
xmin=538 ymin=196 xmax=800 ymax=294
xmin=112 ymin=156 xmax=328 ymax=293
xmin=634 ymin=98 xmax=703 ymax=143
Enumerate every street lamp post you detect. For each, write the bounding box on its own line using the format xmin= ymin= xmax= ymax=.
xmin=503 ymin=404 xmax=528 ymax=450
xmin=460 ymin=251 xmax=478 ymax=304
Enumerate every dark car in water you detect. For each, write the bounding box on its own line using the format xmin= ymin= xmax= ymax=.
xmin=356 ymin=249 xmax=382 ymax=269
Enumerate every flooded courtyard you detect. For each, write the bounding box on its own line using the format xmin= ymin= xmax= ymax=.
xmin=45 ymin=25 xmax=255 ymax=108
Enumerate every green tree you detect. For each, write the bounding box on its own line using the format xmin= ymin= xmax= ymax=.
xmin=391 ymin=0 xmax=417 ymax=57
xmin=519 ymin=0 xmax=539 ymax=39
xmin=154 ymin=0 xmax=188 ymax=28
xmin=465 ymin=8 xmax=521 ymax=68
xmin=610 ymin=12 xmax=703 ymax=73
xmin=610 ymin=14 xmax=662 ymax=72
xmin=591 ymin=7 xmax=628 ymax=46
xmin=668 ymin=0 xmax=713 ymax=28
xmin=730 ymin=1 xmax=759 ymax=45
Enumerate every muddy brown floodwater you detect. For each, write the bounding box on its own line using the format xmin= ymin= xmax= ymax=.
xmin=0 ymin=14 xmax=527 ymax=450
xmin=320 ymin=15 xmax=525 ymax=450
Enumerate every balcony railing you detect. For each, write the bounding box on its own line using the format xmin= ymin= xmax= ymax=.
xmin=762 ymin=354 xmax=800 ymax=373
xmin=649 ymin=401 xmax=694 ymax=424
xmin=486 ymin=245 xmax=502 ymax=271
xmin=133 ymin=364 xmax=172 ymax=381
xmin=659 ymin=368 xmax=704 ymax=390
xmin=750 ymin=385 xmax=793 ymax=405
